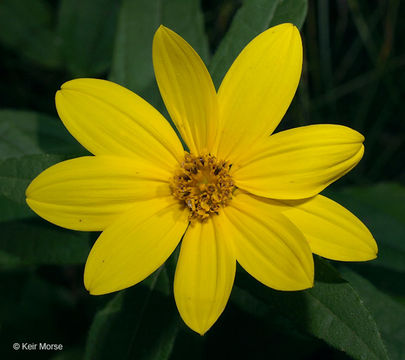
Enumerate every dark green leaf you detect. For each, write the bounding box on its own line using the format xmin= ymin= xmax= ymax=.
xmin=0 ymin=156 xmax=71 ymax=266
xmin=109 ymin=0 xmax=208 ymax=109
xmin=269 ymin=0 xmax=308 ymax=29
xmin=84 ymin=268 xmax=179 ymax=360
xmin=0 ymin=154 xmax=73 ymax=208
xmin=209 ymin=0 xmax=308 ymax=88
xmin=325 ymin=183 xmax=405 ymax=295
xmin=0 ymin=154 xmax=91 ymax=268
xmin=235 ymin=258 xmax=389 ymax=360
xmin=0 ymin=110 xmax=85 ymax=160
xmin=0 ymin=110 xmax=90 ymax=266
xmin=340 ymin=267 xmax=405 ymax=360
xmin=0 ymin=0 xmax=61 ymax=68
xmin=0 ymin=218 xmax=90 ymax=268
xmin=0 ymin=109 xmax=87 ymax=209
xmin=57 ymin=0 xmax=121 ymax=76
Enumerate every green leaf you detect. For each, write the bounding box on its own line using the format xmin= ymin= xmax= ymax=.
xmin=0 ymin=110 xmax=90 ymax=266
xmin=325 ymin=183 xmax=405 ymax=295
xmin=109 ymin=0 xmax=208 ymax=109
xmin=340 ymin=267 xmax=405 ymax=360
xmin=269 ymin=0 xmax=308 ymax=29
xmin=0 ymin=0 xmax=61 ymax=68
xmin=0 ymin=109 xmax=86 ymax=207
xmin=57 ymin=0 xmax=120 ymax=76
xmin=0 ymin=218 xmax=90 ymax=268
xmin=0 ymin=154 xmax=91 ymax=268
xmin=0 ymin=110 xmax=85 ymax=160
xmin=0 ymin=109 xmax=87 ymax=210
xmin=84 ymin=268 xmax=179 ymax=360
xmin=235 ymin=258 xmax=389 ymax=360
xmin=0 ymin=154 xmax=72 ymax=207
xmin=209 ymin=0 xmax=308 ymax=88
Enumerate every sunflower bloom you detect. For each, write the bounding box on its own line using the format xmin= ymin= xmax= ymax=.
xmin=26 ymin=24 xmax=377 ymax=335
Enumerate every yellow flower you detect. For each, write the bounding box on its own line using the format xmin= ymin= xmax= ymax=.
xmin=26 ymin=24 xmax=377 ymax=335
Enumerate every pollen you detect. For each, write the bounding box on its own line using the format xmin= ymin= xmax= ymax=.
xmin=171 ymin=153 xmax=235 ymax=222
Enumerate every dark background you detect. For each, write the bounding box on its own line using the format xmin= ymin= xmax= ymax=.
xmin=0 ymin=0 xmax=404 ymax=359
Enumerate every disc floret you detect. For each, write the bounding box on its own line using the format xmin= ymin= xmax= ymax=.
xmin=171 ymin=153 xmax=235 ymax=221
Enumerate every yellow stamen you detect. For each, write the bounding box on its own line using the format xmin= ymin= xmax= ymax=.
xmin=171 ymin=153 xmax=235 ymax=221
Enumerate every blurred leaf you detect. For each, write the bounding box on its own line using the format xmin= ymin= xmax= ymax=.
xmin=0 ymin=110 xmax=84 ymax=160
xmin=0 ymin=154 xmax=72 ymax=210
xmin=0 ymin=110 xmax=90 ymax=266
xmin=57 ymin=0 xmax=121 ymax=76
xmin=209 ymin=0 xmax=308 ymax=88
xmin=0 ymin=109 xmax=87 ymax=206
xmin=109 ymin=0 xmax=208 ymax=108
xmin=84 ymin=268 xmax=179 ymax=360
xmin=0 ymin=0 xmax=61 ymax=68
xmin=0 ymin=154 xmax=91 ymax=268
xmin=269 ymin=0 xmax=308 ymax=28
xmin=235 ymin=258 xmax=389 ymax=360
xmin=0 ymin=154 xmax=72 ymax=242
xmin=0 ymin=218 xmax=90 ymax=268
xmin=340 ymin=267 xmax=405 ymax=360
xmin=325 ymin=183 xmax=405 ymax=295
xmin=204 ymin=292 xmax=327 ymax=360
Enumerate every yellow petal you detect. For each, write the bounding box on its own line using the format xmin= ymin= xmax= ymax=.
xmin=84 ymin=196 xmax=188 ymax=295
xmin=222 ymin=192 xmax=314 ymax=291
xmin=174 ymin=217 xmax=235 ymax=335
xmin=233 ymin=125 xmax=364 ymax=199
xmin=279 ymin=195 xmax=378 ymax=261
xmin=55 ymin=78 xmax=184 ymax=171
xmin=215 ymin=23 xmax=302 ymax=163
xmin=153 ymin=26 xmax=218 ymax=155
xmin=26 ymin=156 xmax=171 ymax=231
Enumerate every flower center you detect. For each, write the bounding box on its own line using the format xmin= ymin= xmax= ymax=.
xmin=171 ymin=153 xmax=235 ymax=222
